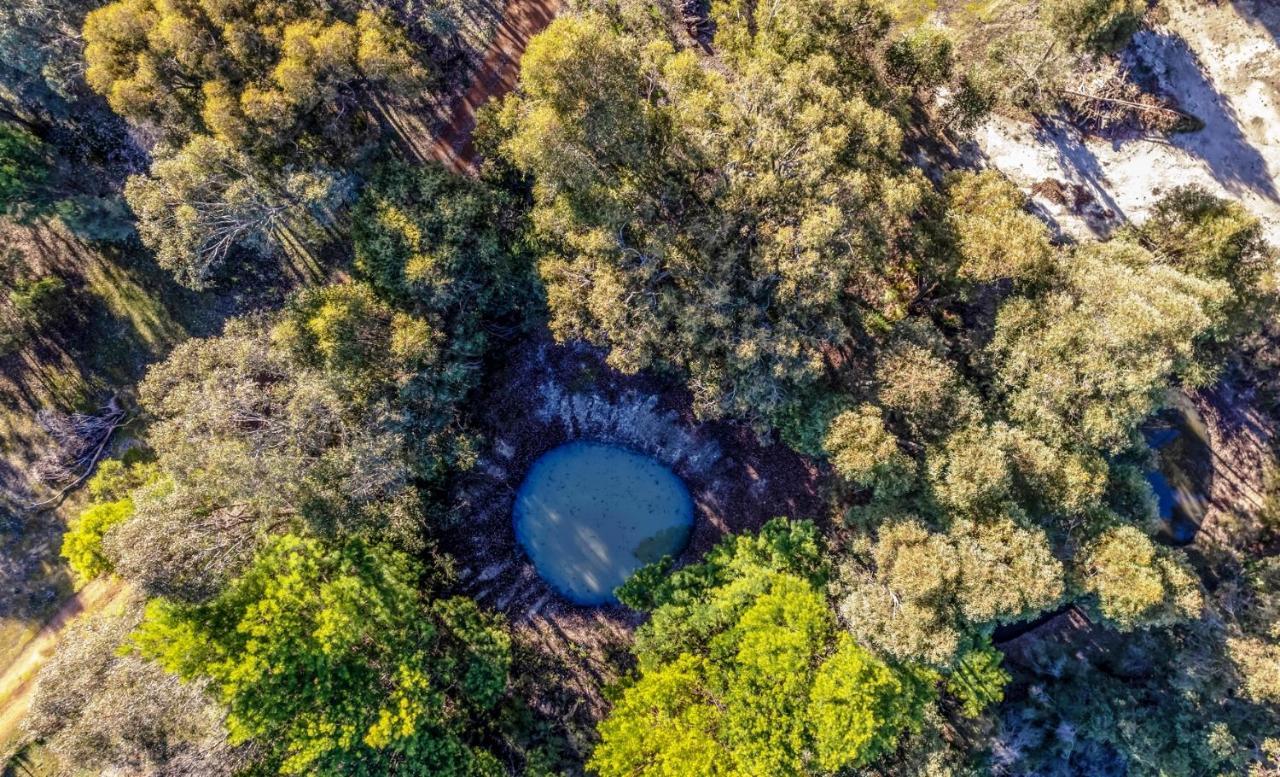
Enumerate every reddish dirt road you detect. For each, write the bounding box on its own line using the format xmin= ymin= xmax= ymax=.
xmin=428 ymin=0 xmax=563 ymax=174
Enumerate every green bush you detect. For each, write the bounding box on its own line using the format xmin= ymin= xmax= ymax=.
xmin=0 ymin=122 xmax=48 ymax=212
xmin=1041 ymin=0 xmax=1145 ymax=52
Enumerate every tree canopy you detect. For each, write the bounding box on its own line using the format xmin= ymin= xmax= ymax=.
xmin=498 ymin=5 xmax=947 ymax=448
xmin=596 ymin=519 xmax=936 ymax=776
xmin=132 ymin=534 xmax=511 ymax=775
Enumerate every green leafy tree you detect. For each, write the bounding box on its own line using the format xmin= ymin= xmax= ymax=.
xmin=83 ymin=0 xmax=427 ymax=286
xmin=945 ymin=641 xmax=1011 ymax=718
xmin=60 ymin=458 xmax=160 ymax=580
xmin=885 ymin=27 xmax=953 ymax=90
xmin=499 ymin=8 xmax=942 ymax=446
xmin=1080 ymin=524 xmax=1203 ymax=631
xmin=840 ymin=517 xmax=1064 ymax=666
xmin=597 ymin=519 xmax=935 ymax=776
xmin=344 ymin=159 xmax=535 ymax=475
xmin=1134 ymin=185 xmax=1279 ymax=369
xmin=61 ymin=498 xmax=132 ymax=580
xmin=873 ymin=324 xmax=981 ymax=442
xmin=132 ymin=534 xmax=510 ymax=776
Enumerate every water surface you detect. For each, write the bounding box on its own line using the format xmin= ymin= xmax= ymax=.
xmin=513 ymin=441 xmax=694 ymax=605
xmin=1143 ymin=394 xmax=1211 ymax=545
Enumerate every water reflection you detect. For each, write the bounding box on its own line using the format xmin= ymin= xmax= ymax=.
xmin=513 ymin=441 xmax=694 ymax=605
xmin=1143 ymin=394 xmax=1211 ymax=546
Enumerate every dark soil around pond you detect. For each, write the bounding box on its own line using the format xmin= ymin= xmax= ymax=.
xmin=449 ymin=334 xmax=829 ymax=610
xmin=440 ymin=332 xmax=827 ymax=747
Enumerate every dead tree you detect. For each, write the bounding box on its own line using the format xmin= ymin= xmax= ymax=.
xmin=30 ymin=396 xmax=126 ymax=507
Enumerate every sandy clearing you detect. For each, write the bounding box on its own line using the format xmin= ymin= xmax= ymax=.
xmin=975 ymin=0 xmax=1280 ymax=244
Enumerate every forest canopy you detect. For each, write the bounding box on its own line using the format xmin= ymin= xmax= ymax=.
xmin=7 ymin=0 xmax=1280 ymax=775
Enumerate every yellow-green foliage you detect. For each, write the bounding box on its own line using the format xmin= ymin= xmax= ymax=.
xmin=1227 ymin=637 xmax=1280 ymax=705
xmin=83 ymin=0 xmax=427 ymax=156
xmin=945 ymin=642 xmax=1010 ymax=718
xmin=1081 ymin=525 xmax=1203 ymax=631
xmin=60 ymin=458 xmax=160 ymax=580
xmin=62 ymin=498 xmax=133 ymax=580
xmin=594 ymin=521 xmax=935 ymax=776
xmin=946 ymin=169 xmax=1055 ymax=284
xmin=132 ymin=534 xmax=511 ymax=775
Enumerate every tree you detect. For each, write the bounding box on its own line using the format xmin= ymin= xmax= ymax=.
xmin=25 ymin=605 xmax=251 ymax=776
xmin=1227 ymin=637 xmax=1280 ymax=705
xmin=1079 ymin=524 xmax=1203 ymax=631
xmin=1135 ymin=185 xmax=1279 ymax=371
xmin=83 ymin=0 xmax=427 ymax=159
xmin=945 ymin=641 xmax=1010 ymax=718
xmin=885 ymin=27 xmax=954 ymax=91
xmin=124 ymin=136 xmax=342 ymax=289
xmin=595 ymin=520 xmax=934 ymax=776
xmin=945 ymin=170 xmax=1056 ymax=285
xmin=59 ymin=457 xmax=159 ymax=580
xmin=839 ymin=517 xmax=1064 ymax=666
xmin=131 ymin=534 xmax=510 ymax=776
xmin=823 ymin=404 xmax=916 ymax=499
xmin=1041 ymin=0 xmax=1145 ymax=53
xmin=343 ymin=159 xmax=536 ymax=475
xmin=873 ymin=323 xmax=981 ymax=442
xmin=83 ymin=0 xmax=428 ymax=286
xmin=103 ymin=317 xmax=419 ymax=600
xmin=499 ymin=8 xmax=942 ymax=447
xmin=61 ymin=498 xmax=131 ymax=580
xmin=989 ymin=240 xmax=1229 ymax=452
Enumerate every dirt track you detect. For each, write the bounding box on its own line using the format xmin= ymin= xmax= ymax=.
xmin=428 ymin=0 xmax=563 ymax=174
xmin=0 ymin=578 xmax=128 ymax=749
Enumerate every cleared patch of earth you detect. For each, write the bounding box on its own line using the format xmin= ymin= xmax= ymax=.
xmin=974 ymin=0 xmax=1280 ymax=243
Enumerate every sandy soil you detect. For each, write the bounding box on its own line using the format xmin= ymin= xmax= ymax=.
xmin=0 ymin=578 xmax=128 ymax=752
xmin=975 ymin=0 xmax=1280 ymax=243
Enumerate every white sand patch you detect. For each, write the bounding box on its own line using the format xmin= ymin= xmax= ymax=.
xmin=974 ymin=0 xmax=1280 ymax=243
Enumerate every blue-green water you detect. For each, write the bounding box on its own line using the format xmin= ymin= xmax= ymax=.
xmin=513 ymin=441 xmax=694 ymax=605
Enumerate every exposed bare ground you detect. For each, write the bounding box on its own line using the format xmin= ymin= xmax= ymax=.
xmin=383 ymin=0 xmax=563 ymax=174
xmin=974 ymin=0 xmax=1280 ymax=242
xmin=0 ymin=578 xmax=129 ymax=754
xmin=445 ymin=337 xmax=827 ymax=754
xmin=1190 ymin=379 xmax=1276 ymax=554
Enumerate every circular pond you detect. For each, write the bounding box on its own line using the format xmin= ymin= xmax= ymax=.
xmin=513 ymin=441 xmax=694 ymax=605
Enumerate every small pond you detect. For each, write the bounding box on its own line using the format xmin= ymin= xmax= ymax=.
xmin=512 ymin=441 xmax=695 ymax=605
xmin=1143 ymin=393 xmax=1211 ymax=546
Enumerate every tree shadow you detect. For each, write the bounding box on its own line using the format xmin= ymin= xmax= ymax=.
xmin=1227 ymin=0 xmax=1280 ymax=51
xmin=1129 ymin=29 xmax=1278 ymax=203
xmin=1029 ymin=120 xmax=1127 ymax=237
